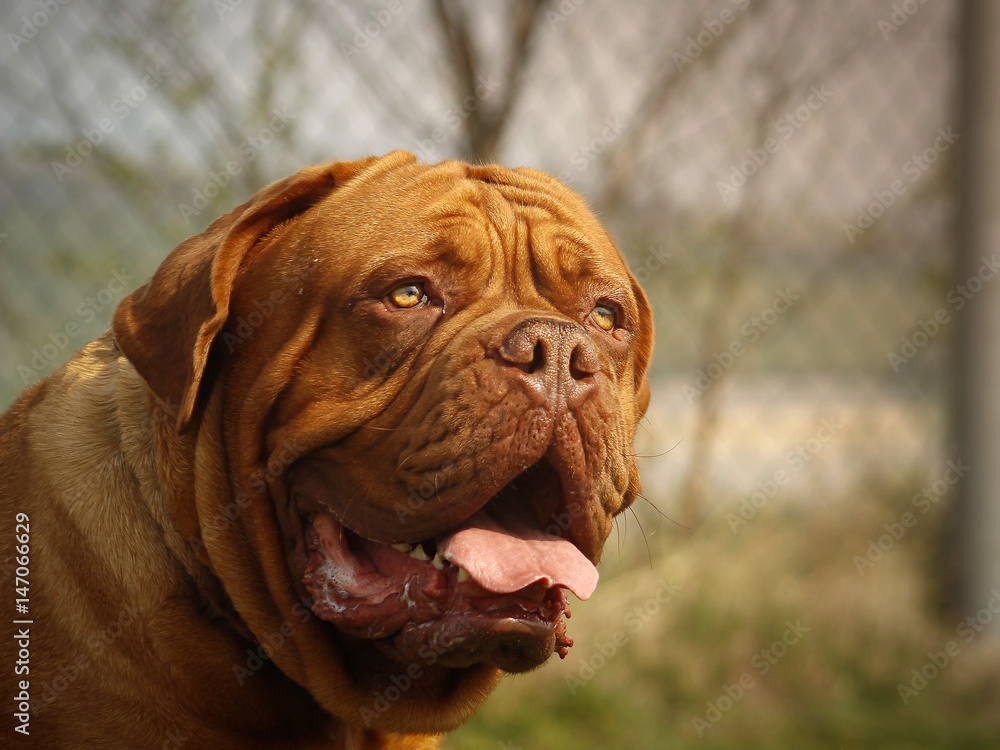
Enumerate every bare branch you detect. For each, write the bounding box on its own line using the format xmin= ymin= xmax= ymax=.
xmin=431 ymin=0 xmax=547 ymax=161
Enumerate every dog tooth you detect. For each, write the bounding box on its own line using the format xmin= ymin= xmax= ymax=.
xmin=457 ymin=568 xmax=470 ymax=583
xmin=391 ymin=543 xmax=414 ymax=553
xmin=409 ymin=546 xmax=430 ymax=561
xmin=431 ymin=554 xmax=445 ymax=570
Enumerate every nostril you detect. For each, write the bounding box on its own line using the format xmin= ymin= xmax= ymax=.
xmin=500 ymin=334 xmax=547 ymax=375
xmin=494 ymin=318 xmax=600 ymax=409
xmin=526 ymin=340 xmax=545 ymax=375
xmin=568 ymin=342 xmax=599 ymax=381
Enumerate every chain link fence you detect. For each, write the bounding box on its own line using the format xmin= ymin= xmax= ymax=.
xmin=0 ymin=0 xmax=956 ymax=519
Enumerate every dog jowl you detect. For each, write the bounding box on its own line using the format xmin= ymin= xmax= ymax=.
xmin=0 ymin=150 xmax=653 ymax=748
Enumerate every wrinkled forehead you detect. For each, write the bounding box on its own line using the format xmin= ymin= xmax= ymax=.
xmin=298 ymin=161 xmax=634 ymax=295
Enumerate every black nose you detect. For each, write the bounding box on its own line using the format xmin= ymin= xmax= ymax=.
xmin=495 ymin=317 xmax=599 ymax=408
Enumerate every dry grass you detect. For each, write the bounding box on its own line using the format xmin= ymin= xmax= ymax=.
xmin=449 ymin=476 xmax=1000 ymax=749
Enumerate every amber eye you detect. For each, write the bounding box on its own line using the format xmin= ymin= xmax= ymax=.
xmin=388 ymin=282 xmax=426 ymax=309
xmin=591 ymin=304 xmax=616 ymax=331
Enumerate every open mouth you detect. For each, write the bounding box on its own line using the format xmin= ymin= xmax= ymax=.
xmin=295 ymin=459 xmax=599 ymax=673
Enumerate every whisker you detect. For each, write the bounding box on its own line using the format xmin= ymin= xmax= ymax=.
xmin=338 ymin=490 xmax=364 ymax=540
xmin=628 ymin=435 xmax=685 ymax=459
xmin=627 ymin=505 xmax=653 ymax=570
xmin=612 ymin=516 xmax=621 ymax=563
xmin=392 ymin=452 xmax=416 ymax=480
xmin=636 ymin=490 xmax=690 ymax=531
xmin=621 ymin=517 xmax=626 ymax=561
xmin=639 ymin=415 xmax=655 ymax=437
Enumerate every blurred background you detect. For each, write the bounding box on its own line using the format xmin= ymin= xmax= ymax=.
xmin=2 ymin=0 xmax=999 ymax=746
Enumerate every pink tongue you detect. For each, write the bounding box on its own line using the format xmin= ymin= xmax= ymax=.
xmin=438 ymin=506 xmax=599 ymax=600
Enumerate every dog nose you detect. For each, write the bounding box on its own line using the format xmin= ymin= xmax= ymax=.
xmin=496 ymin=317 xmax=599 ymax=408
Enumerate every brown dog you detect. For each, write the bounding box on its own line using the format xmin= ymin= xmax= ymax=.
xmin=0 ymin=151 xmax=653 ymax=748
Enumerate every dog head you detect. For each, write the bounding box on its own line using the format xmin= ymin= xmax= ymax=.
xmin=113 ymin=151 xmax=653 ymax=733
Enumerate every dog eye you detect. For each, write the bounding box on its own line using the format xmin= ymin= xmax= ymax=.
xmin=591 ymin=304 xmax=616 ymax=331
xmin=388 ymin=282 xmax=426 ymax=309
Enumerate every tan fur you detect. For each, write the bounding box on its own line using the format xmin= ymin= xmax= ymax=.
xmin=0 ymin=152 xmax=652 ymax=748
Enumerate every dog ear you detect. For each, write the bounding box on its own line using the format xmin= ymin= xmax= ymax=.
xmin=112 ymin=157 xmax=383 ymax=432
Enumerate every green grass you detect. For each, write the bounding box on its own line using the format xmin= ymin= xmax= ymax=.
xmin=446 ymin=477 xmax=1000 ymax=749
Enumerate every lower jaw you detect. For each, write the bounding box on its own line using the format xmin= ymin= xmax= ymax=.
xmin=307 ymin=580 xmax=571 ymax=673
xmin=301 ymin=534 xmax=572 ymax=672
xmin=374 ymin=608 xmax=565 ymax=672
